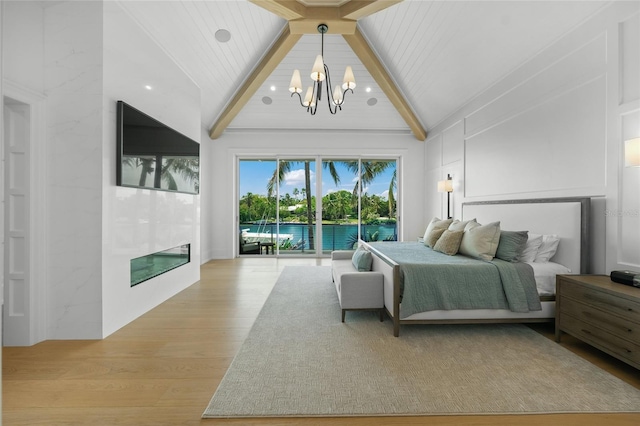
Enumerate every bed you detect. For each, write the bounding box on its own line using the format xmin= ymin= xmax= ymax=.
xmin=362 ymin=197 xmax=590 ymax=336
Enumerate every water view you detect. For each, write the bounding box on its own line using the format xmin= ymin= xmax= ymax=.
xmin=239 ymin=158 xmax=398 ymax=255
xmin=240 ymin=222 xmax=397 ymax=253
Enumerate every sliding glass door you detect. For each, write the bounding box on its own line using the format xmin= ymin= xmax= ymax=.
xmin=238 ymin=157 xmax=397 ymax=257
xmin=238 ymin=159 xmax=277 ymax=255
xmin=320 ymin=159 xmax=397 ymax=255
xmin=272 ymin=159 xmax=317 ymax=255
xmin=238 ymin=158 xmax=316 ymax=256
xmin=359 ymin=158 xmax=398 ymax=243
xmin=321 ymin=159 xmax=357 ymax=254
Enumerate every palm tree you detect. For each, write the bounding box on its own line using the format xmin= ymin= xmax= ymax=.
xmin=341 ymin=160 xmax=396 ymax=220
xmin=342 ymin=160 xmax=394 ymax=195
xmin=267 ymin=159 xmax=396 ymax=250
xmin=268 ymin=161 xmax=341 ymax=251
xmin=243 ymin=192 xmax=256 ymax=221
xmin=322 ymin=190 xmax=353 ymax=221
xmin=136 ymin=157 xmax=155 ymax=187
xmin=124 ymin=156 xmax=199 ymax=193
xmin=161 ymin=157 xmax=199 ymax=192
xmin=388 ymin=169 xmax=397 ymax=220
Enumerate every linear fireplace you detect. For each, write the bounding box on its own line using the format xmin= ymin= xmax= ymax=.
xmin=130 ymin=244 xmax=190 ymax=287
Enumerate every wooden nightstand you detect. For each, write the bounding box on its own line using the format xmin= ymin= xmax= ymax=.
xmin=555 ymin=274 xmax=640 ymax=369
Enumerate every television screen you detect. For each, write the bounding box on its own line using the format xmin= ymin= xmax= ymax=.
xmin=116 ymin=101 xmax=199 ymax=194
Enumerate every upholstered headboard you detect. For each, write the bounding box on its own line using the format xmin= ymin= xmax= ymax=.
xmin=462 ymin=198 xmax=590 ymax=274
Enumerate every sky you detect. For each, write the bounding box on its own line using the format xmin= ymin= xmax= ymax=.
xmin=239 ymin=160 xmax=396 ymax=199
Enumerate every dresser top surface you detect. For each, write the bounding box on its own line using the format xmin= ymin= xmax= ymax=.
xmin=558 ymin=274 xmax=640 ymax=299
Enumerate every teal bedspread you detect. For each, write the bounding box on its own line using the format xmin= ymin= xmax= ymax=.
xmin=368 ymin=242 xmax=541 ymax=319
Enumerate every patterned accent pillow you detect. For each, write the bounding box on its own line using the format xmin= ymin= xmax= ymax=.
xmin=433 ymin=230 xmax=464 ymax=256
xmin=425 ymin=227 xmax=447 ymax=248
xmin=423 ymin=217 xmax=453 ymax=247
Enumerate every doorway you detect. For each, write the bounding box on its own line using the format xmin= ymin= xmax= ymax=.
xmin=3 ymin=97 xmax=31 ymax=345
xmin=3 ymin=86 xmax=46 ymax=346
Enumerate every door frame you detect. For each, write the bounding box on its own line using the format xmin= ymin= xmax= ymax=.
xmin=236 ymin=155 xmax=401 ymax=258
xmin=3 ymin=80 xmax=47 ymax=346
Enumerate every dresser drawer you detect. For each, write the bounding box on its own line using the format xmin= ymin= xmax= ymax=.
xmin=561 ymin=314 xmax=640 ymax=367
xmin=560 ymin=281 xmax=640 ymax=323
xmin=560 ymin=298 xmax=639 ymax=342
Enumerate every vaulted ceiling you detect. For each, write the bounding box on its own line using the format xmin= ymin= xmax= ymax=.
xmin=117 ymin=0 xmax=609 ymax=141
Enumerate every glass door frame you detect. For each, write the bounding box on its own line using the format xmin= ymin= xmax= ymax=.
xmin=274 ymin=156 xmax=321 ymax=257
xmin=236 ymin=155 xmax=401 ymax=258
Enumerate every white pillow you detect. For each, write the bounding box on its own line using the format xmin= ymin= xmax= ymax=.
xmin=458 ymin=221 xmax=501 ymax=261
xmin=534 ymin=234 xmax=560 ymax=263
xmin=526 ymin=261 xmax=571 ymax=295
xmin=519 ymin=233 xmax=543 ymax=263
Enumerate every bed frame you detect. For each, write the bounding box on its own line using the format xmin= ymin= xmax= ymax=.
xmin=363 ymin=197 xmax=590 ymax=336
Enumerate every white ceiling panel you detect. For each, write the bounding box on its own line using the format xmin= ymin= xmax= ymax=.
xmin=115 ymin=0 xmax=611 ymax=139
xmin=359 ymin=1 xmax=609 ymax=129
xmin=117 ymin=0 xmax=285 ymax=131
xmin=230 ymin=33 xmax=409 ymax=132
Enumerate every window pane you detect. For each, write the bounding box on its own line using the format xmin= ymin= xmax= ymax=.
xmin=238 ymin=157 xmax=398 ymax=257
xmin=360 ymin=159 xmax=397 ymax=242
xmin=277 ymin=159 xmax=316 ymax=255
xmin=321 ymin=159 xmax=359 ymax=253
xmin=238 ymin=159 xmax=277 ymax=255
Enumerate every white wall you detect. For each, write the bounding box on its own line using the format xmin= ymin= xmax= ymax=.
xmin=206 ymin=131 xmax=424 ymax=260
xmin=101 ymin=2 xmax=201 ymax=337
xmin=199 ymin=128 xmax=213 ymax=262
xmin=2 ymin=1 xmax=49 ymax=346
xmin=43 ymin=0 xmax=104 ymax=339
xmin=425 ymin=2 xmax=640 ymax=274
xmin=3 ymin=2 xmax=44 ymax=94
xmin=3 ymin=0 xmax=201 ymax=341
xmin=1 ymin=0 xmax=5 ymax=418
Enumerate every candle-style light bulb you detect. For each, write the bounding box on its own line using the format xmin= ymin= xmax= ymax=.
xmin=342 ymin=66 xmax=356 ymax=90
xmin=289 ymin=69 xmax=302 ymax=93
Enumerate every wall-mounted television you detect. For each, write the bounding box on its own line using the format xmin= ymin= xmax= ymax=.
xmin=116 ymin=100 xmax=199 ymax=194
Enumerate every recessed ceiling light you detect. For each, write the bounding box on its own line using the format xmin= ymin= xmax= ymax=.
xmin=262 ymin=96 xmax=273 ymax=105
xmin=270 ymin=85 xmax=276 ymax=91
xmin=144 ymin=85 xmax=153 ymax=90
xmin=367 ymin=98 xmax=377 ymax=106
xmin=366 ymin=87 xmax=372 ymax=93
xmin=215 ymin=29 xmax=231 ymax=43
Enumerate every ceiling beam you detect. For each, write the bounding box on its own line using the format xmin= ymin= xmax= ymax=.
xmin=289 ymin=15 xmax=356 ymax=35
xmin=213 ymin=0 xmax=423 ymax=140
xmin=340 ymin=0 xmax=403 ymax=21
xmin=248 ymin=0 xmax=305 ymax=21
xmin=250 ymin=0 xmax=402 ymax=24
xmin=209 ymin=26 xmax=302 ymax=140
xmin=343 ymin=27 xmax=426 ymax=141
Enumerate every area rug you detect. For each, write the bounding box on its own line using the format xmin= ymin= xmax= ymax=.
xmin=203 ymin=266 xmax=640 ymax=418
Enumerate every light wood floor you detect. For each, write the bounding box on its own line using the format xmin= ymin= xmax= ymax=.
xmin=3 ymin=258 xmax=640 ymax=426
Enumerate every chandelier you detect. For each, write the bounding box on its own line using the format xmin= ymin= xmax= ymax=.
xmin=288 ymin=24 xmax=356 ymax=115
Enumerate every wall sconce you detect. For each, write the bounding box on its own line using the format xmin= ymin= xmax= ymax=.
xmin=437 ymin=174 xmax=454 ymax=219
xmin=625 ymin=137 xmax=640 ymax=167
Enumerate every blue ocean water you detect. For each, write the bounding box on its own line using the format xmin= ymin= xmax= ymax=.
xmin=240 ymin=223 xmax=397 ymax=251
